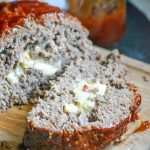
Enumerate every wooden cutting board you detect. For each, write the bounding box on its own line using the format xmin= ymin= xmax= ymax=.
xmin=0 ymin=47 xmax=150 ymax=150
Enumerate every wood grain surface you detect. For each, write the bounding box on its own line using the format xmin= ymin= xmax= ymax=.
xmin=0 ymin=47 xmax=150 ymax=150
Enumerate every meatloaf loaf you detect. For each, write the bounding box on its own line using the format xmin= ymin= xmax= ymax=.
xmin=0 ymin=1 xmax=99 ymax=112
xmin=0 ymin=1 xmax=142 ymax=149
xmin=24 ymin=51 xmax=141 ymax=150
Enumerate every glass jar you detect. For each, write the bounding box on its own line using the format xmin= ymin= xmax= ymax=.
xmin=67 ymin=0 xmax=126 ymax=46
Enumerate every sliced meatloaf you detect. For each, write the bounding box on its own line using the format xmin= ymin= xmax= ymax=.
xmin=24 ymin=52 xmax=142 ymax=150
xmin=0 ymin=1 xmax=142 ymax=149
xmin=0 ymin=1 xmax=100 ymax=112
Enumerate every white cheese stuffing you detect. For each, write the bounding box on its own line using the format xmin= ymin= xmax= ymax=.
xmin=7 ymin=71 xmax=19 ymax=84
xmin=74 ymin=79 xmax=107 ymax=108
xmin=7 ymin=50 xmax=61 ymax=84
xmin=19 ymin=51 xmax=61 ymax=76
xmin=15 ymin=65 xmax=24 ymax=77
xmin=64 ymin=104 xmax=79 ymax=113
xmin=93 ymin=83 xmax=107 ymax=96
xmin=33 ymin=60 xmax=61 ymax=76
xmin=64 ymin=79 xmax=107 ymax=114
xmin=7 ymin=66 xmax=24 ymax=84
xmin=82 ymin=101 xmax=95 ymax=109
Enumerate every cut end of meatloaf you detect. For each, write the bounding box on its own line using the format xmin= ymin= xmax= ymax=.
xmin=27 ymin=80 xmax=132 ymax=130
xmin=0 ymin=1 xmax=99 ymax=112
xmin=24 ymin=58 xmax=138 ymax=150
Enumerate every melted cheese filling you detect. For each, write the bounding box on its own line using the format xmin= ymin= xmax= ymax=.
xmin=64 ymin=79 xmax=107 ymax=113
xmin=7 ymin=51 xmax=61 ymax=84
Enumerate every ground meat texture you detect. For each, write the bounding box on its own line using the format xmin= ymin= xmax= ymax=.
xmin=24 ymin=59 xmax=141 ymax=150
xmin=0 ymin=1 xmax=97 ymax=112
xmin=0 ymin=1 xmax=142 ymax=150
xmin=0 ymin=1 xmax=129 ymax=113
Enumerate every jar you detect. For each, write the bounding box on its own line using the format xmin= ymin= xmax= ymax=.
xmin=67 ymin=0 xmax=126 ymax=46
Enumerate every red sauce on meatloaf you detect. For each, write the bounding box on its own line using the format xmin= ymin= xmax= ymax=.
xmin=134 ymin=121 xmax=150 ymax=133
xmin=0 ymin=1 xmax=61 ymax=35
xmin=128 ymin=84 xmax=142 ymax=122
xmin=27 ymin=116 xmax=130 ymax=149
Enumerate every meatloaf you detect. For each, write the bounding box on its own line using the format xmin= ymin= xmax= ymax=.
xmin=0 ymin=1 xmax=99 ymax=112
xmin=24 ymin=51 xmax=141 ymax=150
xmin=0 ymin=1 xmax=142 ymax=149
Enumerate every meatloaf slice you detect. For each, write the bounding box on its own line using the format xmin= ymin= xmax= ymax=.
xmin=0 ymin=1 xmax=98 ymax=112
xmin=24 ymin=54 xmax=141 ymax=150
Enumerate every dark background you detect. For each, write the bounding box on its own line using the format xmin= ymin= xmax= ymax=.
xmin=107 ymin=2 xmax=150 ymax=64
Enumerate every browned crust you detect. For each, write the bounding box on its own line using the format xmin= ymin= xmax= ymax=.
xmin=24 ymin=83 xmax=142 ymax=150
xmin=24 ymin=117 xmax=129 ymax=150
xmin=0 ymin=1 xmax=62 ymax=36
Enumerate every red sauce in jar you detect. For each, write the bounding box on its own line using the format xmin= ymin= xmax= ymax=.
xmin=134 ymin=121 xmax=150 ymax=133
xmin=67 ymin=0 xmax=126 ymax=46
